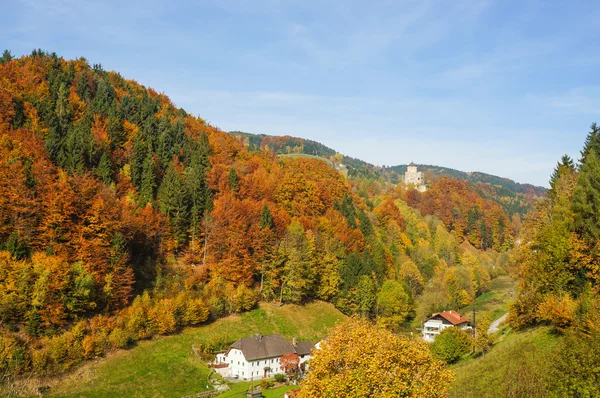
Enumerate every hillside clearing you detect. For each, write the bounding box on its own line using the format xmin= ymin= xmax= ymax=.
xmin=43 ymin=301 xmax=344 ymax=398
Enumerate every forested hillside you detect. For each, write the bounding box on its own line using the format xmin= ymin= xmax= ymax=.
xmin=229 ymin=131 xmax=546 ymax=217
xmin=389 ymin=164 xmax=546 ymax=216
xmin=0 ymin=51 xmax=514 ymax=385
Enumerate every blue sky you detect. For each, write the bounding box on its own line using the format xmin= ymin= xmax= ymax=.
xmin=4 ymin=0 xmax=600 ymax=186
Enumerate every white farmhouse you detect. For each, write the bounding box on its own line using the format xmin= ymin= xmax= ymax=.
xmin=214 ymin=335 xmax=314 ymax=380
xmin=422 ymin=310 xmax=471 ymax=342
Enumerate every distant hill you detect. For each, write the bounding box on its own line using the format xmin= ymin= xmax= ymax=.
xmin=229 ymin=131 xmax=546 ymax=216
xmin=386 ymin=164 xmax=546 ymax=196
xmin=387 ymin=164 xmax=546 ymax=216
xmin=229 ymin=131 xmax=380 ymax=179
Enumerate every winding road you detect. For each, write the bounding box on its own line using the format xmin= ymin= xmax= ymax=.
xmin=488 ymin=313 xmax=508 ymax=333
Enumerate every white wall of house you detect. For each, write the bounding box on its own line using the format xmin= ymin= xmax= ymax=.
xmin=422 ymin=319 xmax=472 ymax=342
xmin=219 ymin=349 xmax=312 ymax=380
xmin=423 ymin=319 xmax=446 ymax=342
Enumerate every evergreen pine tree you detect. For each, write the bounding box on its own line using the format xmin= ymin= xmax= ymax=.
xmin=580 ymin=123 xmax=600 ymax=165
xmin=6 ymin=232 xmax=30 ymax=260
xmin=341 ymin=252 xmax=365 ymax=291
xmin=334 ymin=193 xmax=357 ymax=228
xmin=107 ymin=99 xmax=125 ymax=149
xmin=139 ymin=142 xmax=157 ymax=206
xmin=228 ymin=167 xmax=239 ymax=192
xmin=549 ymin=154 xmax=576 ymax=199
xmin=184 ymin=133 xmax=212 ymax=243
xmin=46 ymin=82 xmax=72 ymax=163
xmin=157 ymin=116 xmax=174 ymax=170
xmin=131 ymin=134 xmax=146 ymax=188
xmin=92 ymin=78 xmax=115 ymax=115
xmin=96 ymin=151 xmax=113 ymax=184
xmin=60 ymin=115 xmax=92 ymax=173
xmin=158 ymin=162 xmax=189 ymax=246
xmin=76 ymin=73 xmax=91 ymax=102
xmin=357 ymin=209 xmax=374 ymax=237
xmin=11 ymin=98 xmax=25 ymax=129
xmin=0 ymin=50 xmax=13 ymax=64
xmin=572 ymin=150 xmax=600 ymax=241
xmin=260 ymin=204 xmax=275 ymax=230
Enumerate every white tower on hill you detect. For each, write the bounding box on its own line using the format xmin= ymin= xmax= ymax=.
xmin=404 ymin=162 xmax=426 ymax=192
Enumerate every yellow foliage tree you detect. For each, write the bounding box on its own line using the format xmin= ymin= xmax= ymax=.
xmin=300 ymin=316 xmax=453 ymax=398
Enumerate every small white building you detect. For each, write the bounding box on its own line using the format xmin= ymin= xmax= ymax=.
xmin=403 ymin=162 xmax=427 ymax=192
xmin=214 ymin=335 xmax=314 ymax=380
xmin=422 ymin=310 xmax=471 ymax=342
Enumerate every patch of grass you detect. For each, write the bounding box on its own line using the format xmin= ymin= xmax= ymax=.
xmin=48 ymin=301 xmax=344 ymax=398
xmin=449 ymin=327 xmax=559 ymax=398
xmin=263 ymin=385 xmax=298 ymax=397
xmin=218 ymin=380 xmax=295 ymax=398
xmin=460 ymin=275 xmax=516 ymax=325
xmin=277 ymin=153 xmax=334 ymax=167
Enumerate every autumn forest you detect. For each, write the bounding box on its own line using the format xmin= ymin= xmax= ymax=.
xmin=2 ymin=49 xmax=600 ymax=397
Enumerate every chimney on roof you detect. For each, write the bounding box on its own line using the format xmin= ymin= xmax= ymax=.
xmin=292 ymin=337 xmax=296 ymax=346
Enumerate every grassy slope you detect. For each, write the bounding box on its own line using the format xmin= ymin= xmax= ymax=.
xmin=449 ymin=327 xmax=559 ymax=398
xmin=48 ymin=301 xmax=345 ymax=398
xmin=459 ymin=275 xmax=516 ymax=324
xmin=219 ymin=381 xmax=296 ymax=398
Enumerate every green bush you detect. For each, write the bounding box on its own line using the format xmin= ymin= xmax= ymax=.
xmin=274 ymin=373 xmax=286 ymax=383
xmin=430 ymin=327 xmax=471 ymax=364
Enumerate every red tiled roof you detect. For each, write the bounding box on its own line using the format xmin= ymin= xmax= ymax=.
xmin=429 ymin=310 xmax=469 ymax=325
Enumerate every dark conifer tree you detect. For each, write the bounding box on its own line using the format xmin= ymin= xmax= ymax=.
xmin=260 ymin=204 xmax=275 ymax=230
xmin=157 ymin=116 xmax=175 ymax=170
xmin=572 ymin=150 xmax=600 ymax=241
xmin=131 ymin=133 xmax=146 ymax=188
xmin=139 ymin=142 xmax=157 ymax=206
xmin=334 ymin=193 xmax=357 ymax=228
xmin=92 ymin=78 xmax=115 ymax=115
xmin=6 ymin=232 xmax=30 ymax=260
xmin=580 ymin=123 xmax=600 ymax=165
xmin=549 ymin=154 xmax=576 ymax=199
xmin=76 ymin=73 xmax=91 ymax=102
xmin=11 ymin=98 xmax=25 ymax=129
xmin=96 ymin=151 xmax=113 ymax=184
xmin=185 ymin=133 xmax=212 ymax=243
xmin=0 ymin=49 xmax=13 ymax=64
xmin=228 ymin=167 xmax=239 ymax=192
xmin=158 ymin=162 xmax=188 ymax=246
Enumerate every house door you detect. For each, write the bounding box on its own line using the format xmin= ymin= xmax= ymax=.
xmin=264 ymin=368 xmax=268 ymax=378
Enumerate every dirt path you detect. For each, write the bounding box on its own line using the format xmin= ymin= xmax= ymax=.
xmin=488 ymin=313 xmax=508 ymax=333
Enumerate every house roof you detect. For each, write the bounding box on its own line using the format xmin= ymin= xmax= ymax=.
xmin=294 ymin=341 xmax=315 ymax=356
xmin=230 ymin=335 xmax=314 ymax=361
xmin=428 ymin=310 xmax=469 ymax=326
